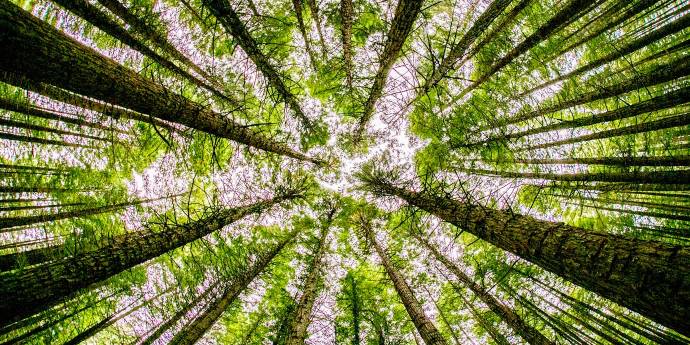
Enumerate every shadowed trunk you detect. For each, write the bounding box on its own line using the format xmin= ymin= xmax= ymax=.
xmin=357 ymin=172 xmax=690 ymax=336
xmin=415 ymin=233 xmax=553 ymax=345
xmin=457 ymin=167 xmax=690 ymax=184
xmin=363 ymin=224 xmax=447 ymax=345
xmin=354 ymin=0 xmax=423 ymax=142
xmin=0 ymin=2 xmax=319 ymax=163
xmin=169 ymin=230 xmax=297 ymax=345
xmin=340 ymin=0 xmax=354 ymax=88
xmin=0 ymin=193 xmax=298 ymax=327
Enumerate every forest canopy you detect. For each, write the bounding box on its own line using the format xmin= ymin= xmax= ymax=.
xmin=0 ymin=0 xmax=689 ymax=343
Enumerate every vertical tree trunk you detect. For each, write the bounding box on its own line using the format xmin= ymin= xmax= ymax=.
xmin=0 ymin=193 xmax=298 ymax=327
xmin=284 ymin=224 xmax=331 ymax=345
xmin=363 ymin=225 xmax=447 ymax=345
xmin=424 ymin=0 xmax=513 ymax=89
xmin=354 ymin=0 xmax=423 ymax=142
xmin=525 ymin=12 xmax=690 ymax=96
xmin=415 ymin=233 xmax=553 ymax=345
xmin=52 ymin=0 xmax=231 ymax=103
xmin=0 ymin=2 xmax=319 ymax=164
xmin=340 ymin=0 xmax=354 ymax=89
xmin=349 ymin=274 xmax=361 ymax=345
xmin=358 ymin=174 xmax=690 ymax=336
xmin=169 ymin=230 xmax=297 ymax=345
xmin=292 ymin=0 xmax=319 ymax=71
xmin=306 ymin=0 xmax=327 ymax=58
xmin=204 ymin=0 xmax=313 ymax=131
xmin=455 ymin=0 xmax=592 ymax=99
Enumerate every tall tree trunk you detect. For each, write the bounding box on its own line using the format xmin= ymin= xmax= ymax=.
xmin=456 ymin=167 xmax=690 ymax=184
xmin=306 ymin=0 xmax=327 ymax=58
xmin=415 ymin=233 xmax=553 ymax=345
xmin=52 ymin=0 xmax=232 ymax=104
xmin=457 ymin=291 xmax=510 ymax=345
xmin=95 ymin=0 xmax=224 ymax=90
xmin=0 ymin=244 xmax=64 ymax=271
xmin=522 ymin=111 xmax=690 ymax=151
xmin=524 ymin=12 xmax=690 ymax=96
xmin=363 ymin=224 xmax=447 ymax=345
xmin=0 ymin=196 xmax=163 ymax=230
xmin=0 ymin=97 xmax=127 ymax=135
xmin=340 ymin=0 xmax=354 ymax=89
xmin=357 ymin=174 xmax=690 ymax=336
xmin=481 ymin=155 xmax=690 ymax=166
xmin=0 ymin=117 xmax=110 ymax=142
xmin=292 ymin=0 xmax=319 ymax=71
xmin=204 ymin=0 xmax=313 ymax=131
xmin=285 ymin=221 xmax=331 ymax=345
xmin=0 ymin=132 xmax=97 ymax=149
xmin=169 ymin=230 xmax=297 ymax=345
xmin=0 ymin=2 xmax=320 ymax=164
xmin=424 ymin=0 xmax=513 ymax=90
xmin=349 ymin=274 xmax=361 ymax=345
xmin=138 ymin=282 xmax=221 ymax=345
xmin=0 ymin=193 xmax=299 ymax=327
xmin=491 ymin=56 xmax=690 ymax=128
xmin=471 ymin=85 xmax=690 ymax=146
xmin=354 ymin=0 xmax=423 ymax=142
xmin=454 ymin=0 xmax=592 ymax=99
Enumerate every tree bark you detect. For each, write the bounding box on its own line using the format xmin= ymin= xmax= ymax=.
xmin=492 ymin=56 xmax=690 ymax=128
xmin=415 ymin=233 xmax=553 ymax=345
xmin=457 ymin=167 xmax=690 ymax=184
xmin=354 ymin=0 xmax=423 ymax=142
xmin=424 ymin=0 xmax=513 ymax=89
xmin=52 ymin=0 xmax=232 ymax=104
xmin=364 ymin=226 xmax=447 ymax=345
xmin=0 ymin=2 xmax=320 ymax=164
xmin=292 ymin=0 xmax=319 ymax=71
xmin=483 ymin=155 xmax=690 ymax=167
xmin=204 ymin=0 xmax=313 ymax=131
xmin=340 ymin=0 xmax=354 ymax=89
xmin=522 ymin=111 xmax=690 ymax=151
xmin=524 ymin=11 xmax=690 ymax=96
xmin=169 ymin=230 xmax=297 ymax=345
xmin=0 ymin=117 xmax=109 ymax=143
xmin=454 ymin=0 xmax=592 ymax=99
xmin=285 ymin=222 xmax=331 ymax=345
xmin=0 ymin=193 xmax=298 ymax=327
xmin=358 ymin=175 xmax=690 ymax=336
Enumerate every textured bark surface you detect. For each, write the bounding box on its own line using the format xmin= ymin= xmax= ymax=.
xmin=0 ymin=194 xmax=294 ymax=327
xmin=355 ymin=0 xmax=423 ymax=142
xmin=460 ymin=167 xmax=690 ymax=184
xmin=169 ymin=231 xmax=296 ymax=345
xmin=528 ymin=11 xmax=690 ymax=95
xmin=367 ymin=180 xmax=690 ymax=336
xmin=0 ymin=2 xmax=318 ymax=163
xmin=52 ymin=0 xmax=228 ymax=102
xmin=205 ymin=0 xmax=313 ymax=130
xmin=496 ymin=56 xmax=690 ymax=128
xmin=285 ymin=223 xmax=330 ymax=345
xmin=366 ymin=229 xmax=447 ymax=345
xmin=340 ymin=0 xmax=354 ymax=88
xmin=425 ymin=0 xmax=513 ymax=89
xmin=498 ymin=156 xmax=690 ymax=167
xmin=473 ymin=85 xmax=690 ymax=146
xmin=416 ymin=234 xmax=553 ymax=345
xmin=456 ymin=0 xmax=592 ymax=99
xmin=524 ymin=111 xmax=690 ymax=151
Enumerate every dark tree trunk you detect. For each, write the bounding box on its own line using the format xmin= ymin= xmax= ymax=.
xmin=415 ymin=234 xmax=553 ymax=345
xmin=349 ymin=274 xmax=361 ymax=345
xmin=357 ymin=174 xmax=690 ymax=336
xmin=354 ymin=0 xmax=423 ymax=142
xmin=285 ymin=223 xmax=331 ymax=345
xmin=364 ymin=226 xmax=447 ymax=345
xmin=456 ymin=0 xmax=592 ymax=99
xmin=0 ymin=117 xmax=109 ymax=142
xmin=0 ymin=2 xmax=320 ymax=164
xmin=204 ymin=0 xmax=313 ymax=131
xmin=52 ymin=0 xmax=231 ymax=103
xmin=525 ymin=12 xmax=690 ymax=96
xmin=340 ymin=0 xmax=354 ymax=89
xmin=483 ymin=155 xmax=690 ymax=167
xmin=169 ymin=230 xmax=296 ymax=345
xmin=424 ymin=0 xmax=513 ymax=89
xmin=0 ymin=193 xmax=297 ymax=327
